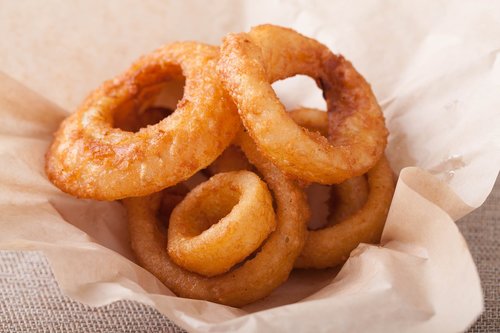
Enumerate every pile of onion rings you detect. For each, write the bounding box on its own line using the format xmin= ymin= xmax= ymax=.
xmin=45 ymin=24 xmax=395 ymax=307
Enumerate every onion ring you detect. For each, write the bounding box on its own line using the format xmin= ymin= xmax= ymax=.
xmin=328 ymin=175 xmax=369 ymax=225
xmin=218 ymin=24 xmax=387 ymax=184
xmin=290 ymin=111 xmax=393 ymax=269
xmin=124 ymin=131 xmax=309 ymax=307
xmin=288 ymin=107 xmax=394 ymax=269
xmin=206 ymin=145 xmax=251 ymax=175
xmin=167 ymin=170 xmax=276 ymax=277
xmin=46 ymin=42 xmax=240 ymax=200
xmin=294 ymin=156 xmax=394 ymax=269
xmin=287 ymin=108 xmax=369 ymax=225
xmin=287 ymin=107 xmax=329 ymax=137
xmin=159 ymin=183 xmax=189 ymax=220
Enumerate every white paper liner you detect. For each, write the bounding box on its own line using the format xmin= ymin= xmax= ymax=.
xmin=1 ymin=1 xmax=499 ymax=332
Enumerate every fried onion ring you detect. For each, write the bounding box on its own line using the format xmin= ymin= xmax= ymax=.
xmin=159 ymin=183 xmax=189 ymax=220
xmin=328 ymin=175 xmax=369 ymax=225
xmin=287 ymin=108 xmax=369 ymax=225
xmin=206 ymin=145 xmax=252 ymax=175
xmin=218 ymin=24 xmax=387 ymax=184
xmin=167 ymin=171 xmax=276 ymax=277
xmin=287 ymin=107 xmax=329 ymax=137
xmin=124 ymin=132 xmax=309 ymax=307
xmin=288 ymin=108 xmax=394 ymax=269
xmin=46 ymin=42 xmax=240 ymax=200
xmin=294 ymin=156 xmax=394 ymax=269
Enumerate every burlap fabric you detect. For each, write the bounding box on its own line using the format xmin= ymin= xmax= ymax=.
xmin=0 ymin=178 xmax=498 ymax=332
xmin=457 ymin=176 xmax=499 ymax=332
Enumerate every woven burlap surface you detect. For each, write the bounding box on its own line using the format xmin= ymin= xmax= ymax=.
xmin=457 ymin=176 xmax=500 ymax=333
xmin=0 ymin=178 xmax=498 ymax=332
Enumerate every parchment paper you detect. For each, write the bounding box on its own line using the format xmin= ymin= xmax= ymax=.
xmin=0 ymin=1 xmax=499 ymax=332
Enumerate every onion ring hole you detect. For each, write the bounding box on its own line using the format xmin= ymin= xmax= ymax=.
xmin=113 ymin=75 xmax=185 ymax=132
xmin=272 ymin=75 xmax=326 ymax=112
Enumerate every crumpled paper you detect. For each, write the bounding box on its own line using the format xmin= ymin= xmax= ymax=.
xmin=0 ymin=1 xmax=499 ymax=332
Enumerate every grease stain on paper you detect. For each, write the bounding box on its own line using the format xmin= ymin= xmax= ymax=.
xmin=428 ymin=155 xmax=466 ymax=182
